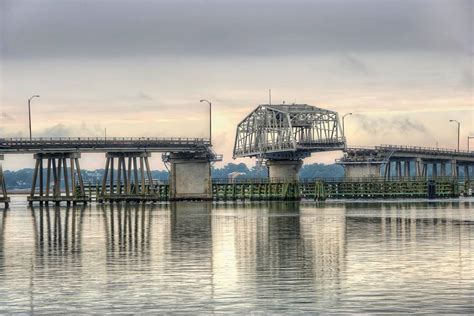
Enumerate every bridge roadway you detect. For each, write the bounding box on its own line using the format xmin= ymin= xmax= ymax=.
xmin=0 ymin=137 xmax=217 ymax=155
xmin=339 ymin=144 xmax=474 ymax=179
xmin=0 ymin=137 xmax=222 ymax=206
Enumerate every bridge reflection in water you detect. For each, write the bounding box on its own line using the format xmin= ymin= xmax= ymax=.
xmin=0 ymin=201 xmax=471 ymax=313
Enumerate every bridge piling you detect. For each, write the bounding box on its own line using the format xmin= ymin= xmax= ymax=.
xmin=27 ymin=152 xmax=88 ymax=205
xmin=0 ymin=155 xmax=9 ymax=207
xmin=99 ymin=152 xmax=156 ymax=203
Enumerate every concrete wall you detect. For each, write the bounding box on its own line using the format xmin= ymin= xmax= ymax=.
xmin=266 ymin=160 xmax=303 ymax=181
xmin=169 ymin=159 xmax=212 ymax=200
xmin=344 ymin=164 xmax=381 ymax=178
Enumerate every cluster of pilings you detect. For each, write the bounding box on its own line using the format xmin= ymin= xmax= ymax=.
xmin=16 ymin=151 xmax=214 ymax=205
xmin=383 ymin=159 xmax=472 ymax=179
xmin=99 ymin=152 xmax=156 ymax=202
xmin=28 ymin=153 xmax=87 ymax=205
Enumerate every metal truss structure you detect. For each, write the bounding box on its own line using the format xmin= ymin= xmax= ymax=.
xmin=233 ymin=104 xmax=346 ymax=160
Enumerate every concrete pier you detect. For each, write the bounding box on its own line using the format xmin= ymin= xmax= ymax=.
xmin=168 ymin=153 xmax=212 ymax=200
xmin=344 ymin=163 xmax=382 ymax=179
xmin=266 ymin=160 xmax=303 ymax=182
xmin=0 ymin=155 xmax=9 ymax=207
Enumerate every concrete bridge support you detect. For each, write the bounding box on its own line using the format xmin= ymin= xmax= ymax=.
xmin=266 ymin=160 xmax=303 ymax=182
xmin=28 ymin=152 xmax=87 ymax=205
xmin=168 ymin=153 xmax=212 ymax=200
xmin=0 ymin=155 xmax=9 ymax=207
xmin=451 ymin=160 xmax=458 ymax=178
xmin=99 ymin=152 xmax=160 ymax=202
xmin=344 ymin=163 xmax=382 ymax=179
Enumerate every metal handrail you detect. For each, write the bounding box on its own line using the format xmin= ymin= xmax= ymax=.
xmin=378 ymin=144 xmax=473 ymax=155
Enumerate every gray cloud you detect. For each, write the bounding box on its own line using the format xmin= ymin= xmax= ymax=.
xmin=2 ymin=0 xmax=471 ymax=60
xmin=0 ymin=112 xmax=14 ymax=122
xmin=354 ymin=115 xmax=427 ymax=135
xmin=339 ymin=55 xmax=370 ymax=75
xmin=37 ymin=122 xmax=103 ymax=137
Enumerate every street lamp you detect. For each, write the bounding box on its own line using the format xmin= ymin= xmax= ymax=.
xmin=28 ymin=95 xmax=40 ymax=140
xmin=200 ymin=99 xmax=212 ymax=145
xmin=468 ymin=136 xmax=474 ymax=152
xmin=449 ymin=120 xmax=460 ymax=151
xmin=342 ymin=113 xmax=353 ymax=138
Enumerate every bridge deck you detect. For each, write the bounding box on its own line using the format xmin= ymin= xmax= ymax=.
xmin=0 ymin=137 xmax=212 ymax=154
xmin=342 ymin=144 xmax=474 ymax=163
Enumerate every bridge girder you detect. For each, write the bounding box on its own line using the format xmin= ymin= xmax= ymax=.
xmin=233 ymin=104 xmax=346 ymax=160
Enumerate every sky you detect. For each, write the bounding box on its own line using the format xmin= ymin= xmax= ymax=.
xmin=1 ymin=0 xmax=473 ymax=170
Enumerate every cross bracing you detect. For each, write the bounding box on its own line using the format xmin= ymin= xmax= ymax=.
xmin=233 ymin=104 xmax=346 ymax=160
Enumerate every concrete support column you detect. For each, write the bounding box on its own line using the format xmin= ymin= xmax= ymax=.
xmin=396 ymin=161 xmax=402 ymax=178
xmin=451 ymin=160 xmax=458 ymax=177
xmin=422 ymin=163 xmax=427 ymax=178
xmin=432 ymin=163 xmax=438 ymax=178
xmin=415 ymin=158 xmax=422 ymax=178
xmin=0 ymin=155 xmax=9 ymax=207
xmin=266 ymin=159 xmax=303 ymax=182
xmin=168 ymin=153 xmax=212 ymax=200
xmin=406 ymin=161 xmax=411 ymax=178
xmin=441 ymin=163 xmax=446 ymax=177
xmin=464 ymin=165 xmax=469 ymax=181
xmin=384 ymin=162 xmax=391 ymax=179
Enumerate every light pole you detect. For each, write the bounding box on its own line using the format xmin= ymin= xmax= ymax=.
xmin=449 ymin=120 xmax=460 ymax=151
xmin=342 ymin=113 xmax=353 ymax=138
xmin=468 ymin=136 xmax=474 ymax=152
xmin=28 ymin=95 xmax=40 ymax=140
xmin=200 ymin=99 xmax=212 ymax=145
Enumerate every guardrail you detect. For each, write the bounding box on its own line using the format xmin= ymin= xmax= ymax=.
xmin=377 ymin=144 xmax=474 ymax=155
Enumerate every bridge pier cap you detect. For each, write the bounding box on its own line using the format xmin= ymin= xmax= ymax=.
xmin=233 ymin=103 xmax=346 ymax=177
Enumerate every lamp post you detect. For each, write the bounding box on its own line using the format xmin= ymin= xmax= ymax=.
xmin=200 ymin=99 xmax=212 ymax=145
xmin=28 ymin=95 xmax=40 ymax=140
xmin=468 ymin=136 xmax=474 ymax=152
xmin=342 ymin=113 xmax=353 ymax=138
xmin=449 ymin=120 xmax=460 ymax=151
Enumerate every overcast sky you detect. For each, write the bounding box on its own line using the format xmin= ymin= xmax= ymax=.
xmin=1 ymin=0 xmax=473 ymax=170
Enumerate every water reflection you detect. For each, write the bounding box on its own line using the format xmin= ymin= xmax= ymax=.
xmin=30 ymin=205 xmax=86 ymax=255
xmin=0 ymin=200 xmax=472 ymax=313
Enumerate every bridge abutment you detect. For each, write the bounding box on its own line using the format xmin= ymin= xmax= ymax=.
xmin=28 ymin=152 xmax=87 ymax=205
xmin=266 ymin=159 xmax=303 ymax=182
xmin=0 ymin=155 xmax=9 ymax=207
xmin=168 ymin=153 xmax=212 ymax=200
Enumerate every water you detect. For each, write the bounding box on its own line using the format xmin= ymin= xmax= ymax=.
xmin=0 ymin=197 xmax=473 ymax=313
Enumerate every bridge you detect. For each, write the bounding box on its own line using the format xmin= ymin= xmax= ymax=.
xmin=1 ymin=103 xmax=473 ymax=207
xmin=233 ymin=104 xmax=345 ymax=181
xmin=338 ymin=145 xmax=474 ymax=179
xmin=0 ymin=137 xmax=222 ymax=206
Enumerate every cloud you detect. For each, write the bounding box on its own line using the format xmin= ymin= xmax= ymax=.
xmin=0 ymin=112 xmax=15 ymax=122
xmin=354 ymin=115 xmax=427 ymax=136
xmin=36 ymin=123 xmax=104 ymax=137
xmin=136 ymin=91 xmax=153 ymax=101
xmin=2 ymin=0 xmax=471 ymax=60
xmin=339 ymin=55 xmax=370 ymax=75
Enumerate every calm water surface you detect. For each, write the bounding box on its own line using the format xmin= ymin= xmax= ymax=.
xmin=0 ymin=197 xmax=473 ymax=313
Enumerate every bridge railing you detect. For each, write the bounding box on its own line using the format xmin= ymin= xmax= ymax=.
xmin=1 ymin=137 xmax=210 ymax=145
xmin=377 ymin=144 xmax=473 ymax=155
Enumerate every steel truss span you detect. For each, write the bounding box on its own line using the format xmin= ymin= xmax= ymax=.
xmin=233 ymin=104 xmax=346 ymax=160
